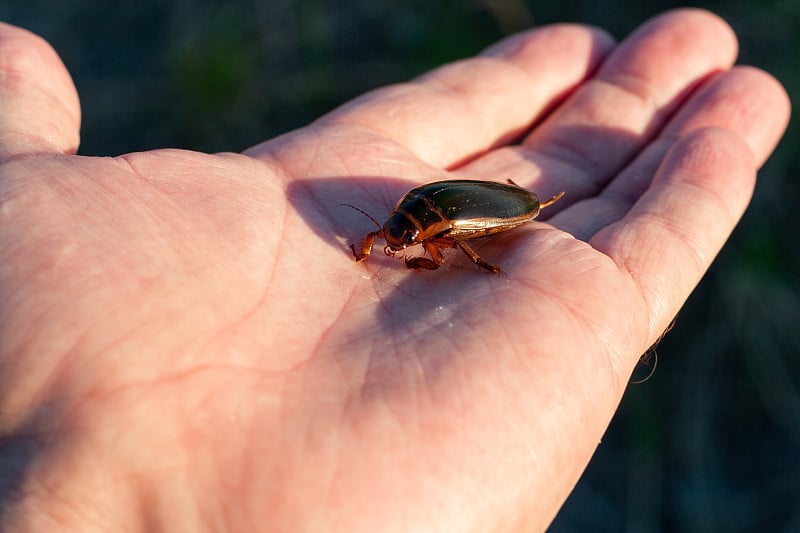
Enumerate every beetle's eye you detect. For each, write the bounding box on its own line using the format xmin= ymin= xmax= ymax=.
xmin=403 ymin=231 xmax=417 ymax=244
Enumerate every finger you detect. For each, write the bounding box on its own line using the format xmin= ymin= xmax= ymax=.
xmin=553 ymin=67 xmax=790 ymax=239
xmin=289 ymin=24 xmax=615 ymax=168
xmin=591 ymin=127 xmax=757 ymax=342
xmin=0 ymin=23 xmax=80 ymax=159
xmin=458 ymin=9 xmax=737 ymax=202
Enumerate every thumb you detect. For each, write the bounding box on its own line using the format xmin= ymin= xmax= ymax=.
xmin=0 ymin=22 xmax=80 ymax=159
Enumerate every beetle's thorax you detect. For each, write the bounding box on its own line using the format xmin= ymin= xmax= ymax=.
xmin=383 ymin=192 xmax=452 ymax=250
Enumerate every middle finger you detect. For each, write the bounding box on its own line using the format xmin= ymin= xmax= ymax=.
xmin=456 ymin=9 xmax=737 ymax=205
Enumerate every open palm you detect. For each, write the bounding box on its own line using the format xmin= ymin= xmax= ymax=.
xmin=0 ymin=10 xmax=789 ymax=532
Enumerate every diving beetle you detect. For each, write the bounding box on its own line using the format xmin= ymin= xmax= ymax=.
xmin=345 ymin=179 xmax=564 ymax=273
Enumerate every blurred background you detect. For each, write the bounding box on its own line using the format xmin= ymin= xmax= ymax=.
xmin=1 ymin=0 xmax=797 ymax=530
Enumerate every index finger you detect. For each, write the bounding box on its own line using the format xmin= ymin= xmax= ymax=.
xmin=312 ymin=24 xmax=615 ymax=168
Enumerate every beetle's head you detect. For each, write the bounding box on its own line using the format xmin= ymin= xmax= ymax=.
xmin=383 ymin=212 xmax=419 ymax=252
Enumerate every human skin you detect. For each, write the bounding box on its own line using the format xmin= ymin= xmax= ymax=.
xmin=0 ymin=8 xmax=790 ymax=533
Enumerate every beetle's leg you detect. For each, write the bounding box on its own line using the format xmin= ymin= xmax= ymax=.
xmin=404 ymin=241 xmax=445 ymax=270
xmin=351 ymin=231 xmax=379 ymax=262
xmin=404 ymin=256 xmax=439 ymax=270
xmin=540 ymin=191 xmax=565 ymax=209
xmin=454 ymin=240 xmax=502 ymax=273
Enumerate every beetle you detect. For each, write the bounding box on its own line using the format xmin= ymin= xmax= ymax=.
xmin=344 ymin=179 xmax=564 ymax=273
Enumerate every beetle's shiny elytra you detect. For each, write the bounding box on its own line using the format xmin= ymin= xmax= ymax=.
xmin=346 ymin=179 xmax=564 ymax=273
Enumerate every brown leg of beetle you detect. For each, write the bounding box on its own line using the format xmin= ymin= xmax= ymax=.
xmin=351 ymin=231 xmax=378 ymax=262
xmin=405 ymin=241 xmax=445 ymax=270
xmin=454 ymin=240 xmax=502 ymax=273
xmin=539 ymin=191 xmax=565 ymax=209
xmin=404 ymin=256 xmax=439 ymax=270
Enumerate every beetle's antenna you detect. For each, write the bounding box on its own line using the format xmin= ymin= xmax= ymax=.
xmin=339 ymin=203 xmax=382 ymax=230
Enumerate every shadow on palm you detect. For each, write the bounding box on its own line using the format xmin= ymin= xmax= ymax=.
xmin=284 ymin=122 xmax=642 ymax=355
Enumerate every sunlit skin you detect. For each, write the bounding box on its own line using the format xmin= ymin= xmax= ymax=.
xmin=0 ymin=9 xmax=789 ymax=532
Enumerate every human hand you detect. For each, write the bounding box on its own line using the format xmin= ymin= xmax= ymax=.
xmin=0 ymin=9 xmax=789 ymax=532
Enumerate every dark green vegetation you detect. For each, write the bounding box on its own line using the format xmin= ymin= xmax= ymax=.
xmin=2 ymin=1 xmax=797 ymax=530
